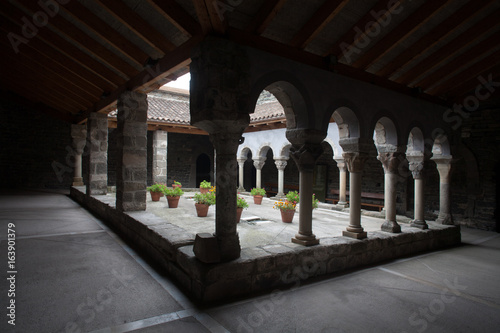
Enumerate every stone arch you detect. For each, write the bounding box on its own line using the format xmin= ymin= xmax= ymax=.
xmin=431 ymin=130 xmax=451 ymax=157
xmin=257 ymin=143 xmax=273 ymax=159
xmin=278 ymin=144 xmax=292 ymax=159
xmin=238 ymin=146 xmax=254 ymax=160
xmin=324 ymin=137 xmax=341 ymax=159
xmin=250 ymin=71 xmax=313 ymax=130
xmin=330 ymin=107 xmax=361 ymax=140
xmin=407 ymin=127 xmax=425 ymax=155
xmin=373 ymin=116 xmax=399 ymax=152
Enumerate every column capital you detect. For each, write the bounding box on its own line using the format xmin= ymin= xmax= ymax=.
xmin=71 ymin=124 xmax=87 ymax=154
xmin=377 ymin=152 xmax=404 ymax=174
xmin=334 ymin=158 xmax=347 ymax=173
xmin=342 ymin=151 xmax=369 ymax=173
xmin=209 ymin=132 xmax=244 ymax=155
xmin=237 ymin=158 xmax=246 ymax=165
xmin=290 ymin=143 xmax=323 ymax=172
xmin=407 ymin=155 xmax=425 ymax=179
xmin=253 ymin=157 xmax=266 ymax=170
xmin=274 ymin=158 xmax=288 ymax=171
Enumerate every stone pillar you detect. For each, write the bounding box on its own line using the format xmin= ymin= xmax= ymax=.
xmin=85 ymin=112 xmax=108 ymax=195
xmin=334 ymin=158 xmax=348 ymax=207
xmin=378 ymin=152 xmax=403 ymax=233
xmin=274 ymin=158 xmax=288 ymax=198
xmin=408 ymin=155 xmax=428 ymax=229
xmin=253 ymin=158 xmax=266 ymax=189
xmin=237 ymin=158 xmax=246 ymax=191
xmin=342 ymin=151 xmax=369 ymax=239
xmin=287 ymin=129 xmax=325 ymax=246
xmin=71 ymin=124 xmax=87 ymax=186
xmin=116 ymin=91 xmax=148 ymax=212
xmin=152 ymin=130 xmax=168 ymax=184
xmin=432 ymin=156 xmax=454 ymax=225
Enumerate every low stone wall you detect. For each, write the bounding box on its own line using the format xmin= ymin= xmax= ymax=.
xmin=71 ymin=186 xmax=461 ymax=303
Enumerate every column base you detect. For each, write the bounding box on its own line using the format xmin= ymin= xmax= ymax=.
xmin=216 ymin=232 xmax=241 ymax=262
xmin=73 ymin=177 xmax=84 ymax=186
xmin=342 ymin=230 xmax=367 ymax=239
xmin=337 ymin=201 xmax=349 ymax=208
xmin=275 ymin=193 xmax=285 ymax=199
xmin=436 ymin=214 xmax=454 ymax=225
xmin=292 ymin=233 xmax=319 ymax=246
xmin=410 ymin=219 xmax=428 ymax=229
xmin=237 ymin=186 xmax=245 ymax=192
xmin=381 ymin=220 xmax=401 ymax=233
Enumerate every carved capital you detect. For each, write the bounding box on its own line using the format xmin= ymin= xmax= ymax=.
xmin=209 ymin=132 xmax=244 ymax=155
xmin=334 ymin=158 xmax=347 ymax=173
xmin=407 ymin=155 xmax=425 ymax=179
xmin=342 ymin=152 xmax=369 ymax=173
xmin=253 ymin=158 xmax=266 ymax=170
xmin=71 ymin=124 xmax=87 ymax=154
xmin=274 ymin=159 xmax=288 ymax=171
xmin=237 ymin=158 xmax=246 ymax=167
xmin=377 ymin=152 xmax=404 ymax=174
xmin=290 ymin=143 xmax=323 ymax=172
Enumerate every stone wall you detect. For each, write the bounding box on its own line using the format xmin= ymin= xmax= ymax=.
xmin=0 ymin=100 xmax=72 ymax=189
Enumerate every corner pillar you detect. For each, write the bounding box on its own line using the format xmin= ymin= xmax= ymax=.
xmin=85 ymin=113 xmax=108 ymax=195
xmin=378 ymin=152 xmax=404 ymax=233
xmin=408 ymin=155 xmax=428 ymax=229
xmin=274 ymin=158 xmax=288 ymax=198
xmin=432 ymin=156 xmax=454 ymax=225
xmin=116 ymin=91 xmax=148 ymax=212
xmin=71 ymin=124 xmax=87 ymax=186
xmin=152 ymin=130 xmax=168 ymax=184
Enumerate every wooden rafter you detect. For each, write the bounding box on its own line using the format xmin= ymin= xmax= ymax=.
xmin=93 ymin=0 xmax=176 ymax=55
xmin=376 ymin=0 xmax=494 ymax=78
xmin=245 ymin=0 xmax=288 ymax=35
xmin=14 ymin=0 xmax=139 ymax=78
xmin=416 ymin=34 xmax=500 ymax=91
xmin=289 ymin=0 xmax=350 ymax=49
xmin=192 ymin=0 xmax=228 ymax=34
xmin=60 ymin=0 xmax=150 ymax=66
xmin=352 ymin=0 xmax=453 ymax=70
xmin=147 ymin=0 xmax=202 ymax=37
xmin=448 ymin=67 xmax=500 ymax=100
xmin=395 ymin=9 xmax=500 ymax=85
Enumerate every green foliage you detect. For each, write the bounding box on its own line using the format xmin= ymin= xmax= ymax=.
xmin=250 ymin=188 xmax=266 ymax=196
xmin=173 ymin=181 xmax=182 ymax=185
xmin=200 ymin=180 xmax=211 ymax=188
xmin=193 ymin=192 xmax=216 ymax=205
xmin=146 ymin=183 xmax=167 ymax=193
xmin=312 ymin=193 xmax=319 ymax=209
xmin=163 ymin=186 xmax=184 ymax=197
xmin=286 ymin=190 xmax=299 ymax=204
xmin=237 ymin=196 xmax=249 ymax=209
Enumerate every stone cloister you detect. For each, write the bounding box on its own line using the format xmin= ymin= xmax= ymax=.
xmin=71 ymin=37 xmax=456 ymax=267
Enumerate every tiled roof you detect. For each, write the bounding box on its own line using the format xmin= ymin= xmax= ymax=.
xmin=109 ymin=88 xmax=285 ymax=125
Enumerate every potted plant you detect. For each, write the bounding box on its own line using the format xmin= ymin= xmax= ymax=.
xmin=312 ymin=193 xmax=319 ymax=210
xmin=163 ymin=186 xmax=184 ymax=208
xmin=236 ymin=196 xmax=249 ymax=223
xmin=146 ymin=183 xmax=167 ymax=202
xmin=172 ymin=180 xmax=182 ymax=189
xmin=273 ymin=199 xmax=297 ymax=223
xmin=250 ymin=187 xmax=266 ymax=204
xmin=199 ymin=180 xmax=211 ymax=194
xmin=193 ymin=191 xmax=215 ymax=217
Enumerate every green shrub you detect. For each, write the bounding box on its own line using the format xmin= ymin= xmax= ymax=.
xmin=250 ymin=188 xmax=266 ymax=196
xmin=163 ymin=186 xmax=184 ymax=197
xmin=200 ymin=180 xmax=211 ymax=188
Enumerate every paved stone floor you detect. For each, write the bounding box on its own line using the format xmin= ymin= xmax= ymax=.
xmin=1 ymin=190 xmax=500 ymax=332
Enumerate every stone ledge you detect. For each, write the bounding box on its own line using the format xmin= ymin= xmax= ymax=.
xmin=70 ymin=186 xmax=461 ymax=303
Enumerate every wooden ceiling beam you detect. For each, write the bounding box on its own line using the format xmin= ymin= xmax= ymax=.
xmin=427 ymin=51 xmax=500 ymax=97
xmin=227 ymin=28 xmax=449 ymax=107
xmin=59 ymin=0 xmax=149 ymax=66
xmin=448 ymin=68 xmax=500 ymax=101
xmin=395 ymin=9 xmax=500 ymax=85
xmin=352 ymin=0 xmax=453 ymax=70
xmin=204 ymin=0 xmax=228 ymax=34
xmin=93 ymin=0 xmax=176 ymax=55
xmin=289 ymin=0 xmax=350 ymax=49
xmin=323 ymin=0 xmax=408 ymax=58
xmin=376 ymin=0 xmax=494 ymax=78
xmin=147 ymin=0 xmax=202 ymax=37
xmin=416 ymin=34 xmax=500 ymax=91
xmin=245 ymin=0 xmax=288 ymax=35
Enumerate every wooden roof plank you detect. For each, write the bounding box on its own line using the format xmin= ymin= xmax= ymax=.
xmin=352 ymin=0 xmax=453 ymax=69
xmin=147 ymin=0 xmax=202 ymax=37
xmin=447 ymin=67 xmax=500 ymax=100
xmin=395 ymin=9 xmax=500 ymax=85
xmin=376 ymin=0 xmax=494 ymax=78
xmin=290 ymin=0 xmax=350 ymax=49
xmin=93 ymin=0 xmax=176 ymax=55
xmin=245 ymin=0 xmax=288 ymax=35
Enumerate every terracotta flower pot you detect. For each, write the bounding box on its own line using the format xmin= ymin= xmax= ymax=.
xmin=166 ymin=196 xmax=180 ymax=208
xmin=200 ymin=187 xmax=209 ymax=194
xmin=253 ymin=195 xmax=263 ymax=205
xmin=195 ymin=203 xmax=209 ymax=217
xmin=236 ymin=207 xmax=243 ymax=223
xmin=280 ymin=209 xmax=295 ymax=223
xmin=150 ymin=191 xmax=162 ymax=202
xmin=172 ymin=184 xmax=182 ymax=189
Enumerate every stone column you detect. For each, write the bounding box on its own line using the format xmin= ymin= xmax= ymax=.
xmin=432 ymin=156 xmax=454 ymax=225
xmin=237 ymin=158 xmax=246 ymax=191
xmin=334 ymin=158 xmax=348 ymax=207
xmin=378 ymin=152 xmax=403 ymax=233
xmin=274 ymin=158 xmax=288 ymax=198
xmin=287 ymin=129 xmax=325 ymax=246
xmin=85 ymin=112 xmax=108 ymax=195
xmin=71 ymin=124 xmax=87 ymax=186
xmin=152 ymin=130 xmax=168 ymax=184
xmin=342 ymin=151 xmax=369 ymax=239
xmin=408 ymin=155 xmax=428 ymax=229
xmin=116 ymin=91 xmax=148 ymax=212
xmin=253 ymin=158 xmax=266 ymax=189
